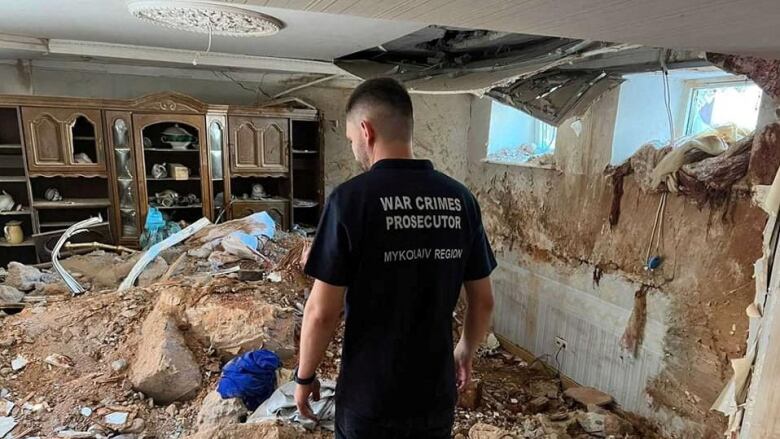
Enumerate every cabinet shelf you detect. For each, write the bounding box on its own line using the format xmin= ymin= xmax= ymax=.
xmin=0 ymin=144 xmax=22 ymax=151
xmin=39 ymin=221 xmax=80 ymax=228
xmin=33 ymin=198 xmax=111 ymax=209
xmin=0 ymin=176 xmax=27 ymax=183
xmin=152 ymin=204 xmax=203 ymax=210
xmin=0 ymin=238 xmax=34 ymax=247
xmin=144 ymin=148 xmax=199 ymax=152
xmin=292 ymin=149 xmax=318 ymax=155
xmin=146 ymin=177 xmax=201 ymax=181
xmin=0 ymin=209 xmax=31 ymax=216
xmin=73 ymin=136 xmax=95 ymax=141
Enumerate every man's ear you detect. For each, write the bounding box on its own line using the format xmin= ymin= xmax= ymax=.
xmin=360 ymin=119 xmax=376 ymax=147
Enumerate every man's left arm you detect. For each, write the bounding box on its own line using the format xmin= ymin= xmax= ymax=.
xmin=294 ymin=279 xmax=346 ymax=419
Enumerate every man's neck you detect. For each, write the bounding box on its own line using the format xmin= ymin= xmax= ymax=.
xmin=370 ymin=143 xmax=414 ymax=166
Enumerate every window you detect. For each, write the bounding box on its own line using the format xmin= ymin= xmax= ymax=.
xmin=684 ymin=80 xmax=762 ymax=136
xmin=486 ymin=101 xmax=556 ymax=165
xmin=610 ymin=69 xmax=763 ymax=165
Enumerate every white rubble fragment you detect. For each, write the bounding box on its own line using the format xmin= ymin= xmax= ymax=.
xmin=0 ymin=417 xmax=17 ymax=438
xmin=80 ymin=406 xmax=93 ymax=417
xmin=57 ymin=430 xmax=95 ymax=438
xmin=267 ymin=272 xmax=282 ymax=283
xmin=105 ymin=411 xmax=129 ymax=425
xmin=111 ymin=359 xmax=128 ymax=372
xmin=0 ymin=399 xmax=13 ymax=416
xmin=10 ymin=355 xmax=27 ymax=371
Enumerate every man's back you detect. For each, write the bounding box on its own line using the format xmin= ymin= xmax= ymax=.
xmin=305 ymin=158 xmax=496 ymax=418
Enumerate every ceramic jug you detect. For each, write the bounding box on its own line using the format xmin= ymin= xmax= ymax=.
xmin=3 ymin=220 xmax=24 ymax=244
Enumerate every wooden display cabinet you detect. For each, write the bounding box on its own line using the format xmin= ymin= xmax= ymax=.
xmin=228 ymin=116 xmax=289 ymax=176
xmin=0 ymin=92 xmax=323 ymax=260
xmin=21 ymin=107 xmax=106 ymax=176
xmin=132 ymin=113 xmax=210 ymax=225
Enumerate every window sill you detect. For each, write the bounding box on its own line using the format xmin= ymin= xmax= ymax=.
xmin=481 ymin=158 xmax=558 ymax=171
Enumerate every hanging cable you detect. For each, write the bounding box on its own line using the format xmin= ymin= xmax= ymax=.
xmin=193 ymin=25 xmax=213 ymax=66
xmin=644 ymin=51 xmax=674 ymax=272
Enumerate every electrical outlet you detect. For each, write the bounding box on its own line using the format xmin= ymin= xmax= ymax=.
xmin=554 ymin=336 xmax=568 ymax=351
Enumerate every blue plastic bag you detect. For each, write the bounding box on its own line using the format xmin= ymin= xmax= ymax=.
xmin=217 ymin=350 xmax=281 ymax=410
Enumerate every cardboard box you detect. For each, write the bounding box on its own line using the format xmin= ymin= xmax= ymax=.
xmin=168 ymin=163 xmax=190 ymax=180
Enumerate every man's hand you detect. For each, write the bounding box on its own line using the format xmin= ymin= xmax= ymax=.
xmin=454 ymin=340 xmax=473 ymax=392
xmin=294 ymin=379 xmax=321 ymax=421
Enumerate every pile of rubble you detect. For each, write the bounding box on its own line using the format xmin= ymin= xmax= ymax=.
xmin=0 ymin=213 xmax=661 ymax=438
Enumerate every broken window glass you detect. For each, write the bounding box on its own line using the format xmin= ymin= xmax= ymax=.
xmin=486 ymin=101 xmax=556 ymax=165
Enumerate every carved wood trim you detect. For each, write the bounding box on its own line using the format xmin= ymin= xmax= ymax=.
xmin=128 ymin=91 xmax=208 ymax=114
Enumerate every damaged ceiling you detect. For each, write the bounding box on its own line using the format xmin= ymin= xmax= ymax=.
xmin=337 ymin=26 xmax=708 ymax=125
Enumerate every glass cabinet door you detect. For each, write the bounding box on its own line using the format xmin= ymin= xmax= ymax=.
xmin=110 ymin=115 xmax=139 ymax=239
xmin=207 ymin=116 xmax=227 ymax=221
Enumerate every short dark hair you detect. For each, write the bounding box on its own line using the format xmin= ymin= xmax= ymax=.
xmin=346 ymin=77 xmax=413 ymax=141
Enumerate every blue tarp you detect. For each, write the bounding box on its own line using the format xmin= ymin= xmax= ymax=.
xmin=217 ymin=349 xmax=281 ymax=411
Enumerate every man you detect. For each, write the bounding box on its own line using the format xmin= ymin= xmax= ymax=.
xmin=295 ymin=77 xmax=496 ymax=438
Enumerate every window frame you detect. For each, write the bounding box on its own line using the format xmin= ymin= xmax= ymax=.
xmin=485 ymin=100 xmax=558 ymax=168
xmin=682 ymin=75 xmax=760 ymax=136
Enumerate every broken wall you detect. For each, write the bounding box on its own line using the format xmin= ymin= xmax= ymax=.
xmin=0 ymin=62 xmax=470 ymax=193
xmin=466 ymin=91 xmax=773 ymax=438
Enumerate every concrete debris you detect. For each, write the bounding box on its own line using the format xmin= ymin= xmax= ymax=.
xmin=44 ymin=353 xmax=75 ymax=368
xmin=529 ymin=380 xmax=559 ymax=399
xmin=564 ymin=386 xmax=614 ymax=407
xmin=0 ymin=416 xmax=14 ymax=438
xmin=527 ymin=396 xmax=549 ymax=413
xmin=0 ymin=285 xmax=23 ymax=305
xmin=57 ymin=430 xmax=95 ymax=438
xmin=122 ymin=417 xmax=146 ymax=434
xmin=578 ymin=411 xmax=606 ymax=435
xmin=196 ymin=390 xmax=248 ymax=429
xmin=458 ymin=379 xmax=483 ymax=410
xmin=5 ymin=262 xmax=57 ymax=292
xmin=186 ymin=420 xmax=302 ymax=439
xmin=467 ymin=422 xmax=513 ymax=439
xmin=104 ymin=411 xmax=129 ymax=425
xmin=10 ymin=355 xmax=27 ymax=371
xmin=80 ymin=406 xmax=93 ymax=417
xmin=111 ymin=359 xmax=128 ymax=372
xmin=1 ymin=399 xmax=13 ymax=417
xmin=129 ymin=309 xmax=201 ymax=404
xmin=184 ymin=294 xmax=295 ymax=361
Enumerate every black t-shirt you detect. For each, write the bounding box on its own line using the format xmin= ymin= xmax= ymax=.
xmin=304 ymin=158 xmax=497 ymax=419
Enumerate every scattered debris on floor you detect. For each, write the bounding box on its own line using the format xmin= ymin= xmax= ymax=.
xmin=0 ymin=211 xmax=665 ymax=438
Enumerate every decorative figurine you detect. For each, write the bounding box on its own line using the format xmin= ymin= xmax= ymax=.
xmin=251 ymin=183 xmax=266 ymax=200
xmin=73 ymin=152 xmax=93 ymax=164
xmin=153 ymin=190 xmax=179 ymax=207
xmin=44 ymin=187 xmax=63 ymax=201
xmin=151 ymin=163 xmax=168 ymax=179
xmin=0 ymin=190 xmax=14 ymax=211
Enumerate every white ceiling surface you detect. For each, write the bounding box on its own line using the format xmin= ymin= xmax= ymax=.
xmin=0 ymin=0 xmax=422 ymax=61
xmin=249 ymin=0 xmax=780 ymax=58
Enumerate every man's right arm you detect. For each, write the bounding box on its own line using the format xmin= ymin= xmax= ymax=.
xmin=454 ymin=276 xmax=494 ymax=390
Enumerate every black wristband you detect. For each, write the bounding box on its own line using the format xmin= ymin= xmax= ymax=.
xmin=294 ymin=367 xmax=316 ymax=385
